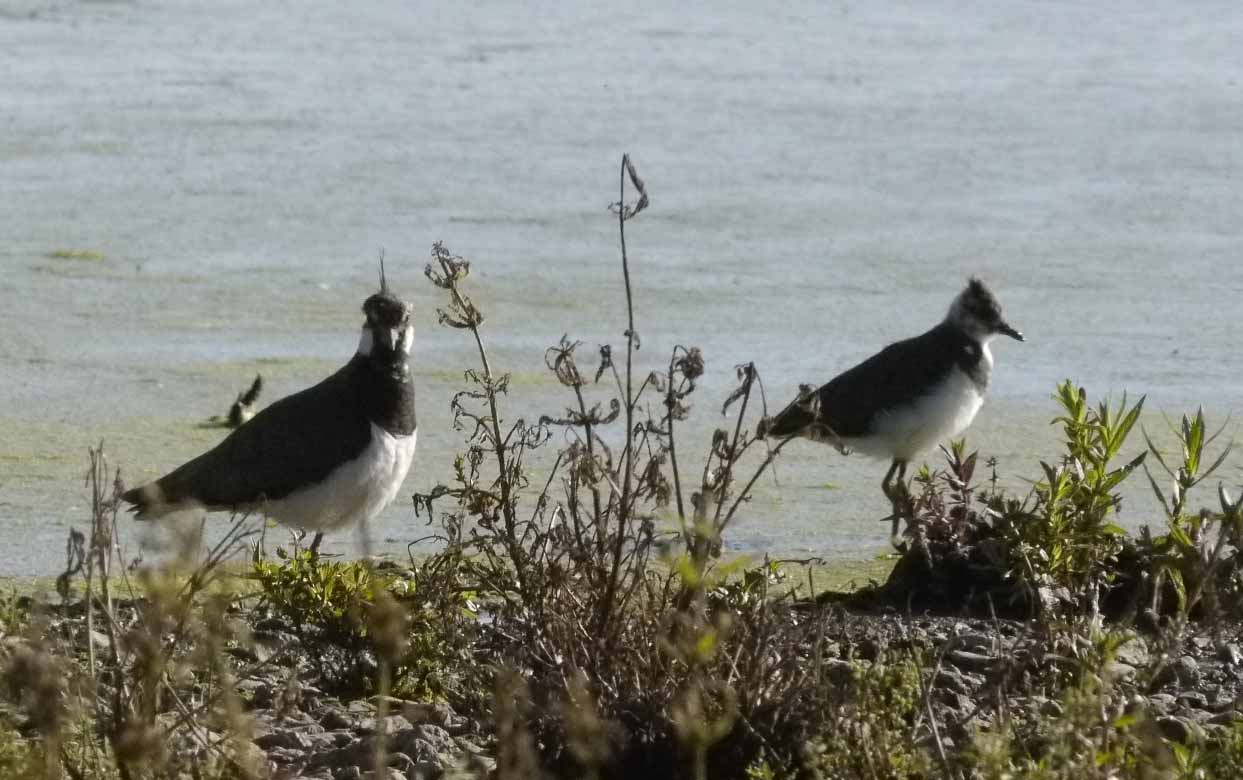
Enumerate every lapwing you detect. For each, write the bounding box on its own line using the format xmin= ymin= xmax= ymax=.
xmin=759 ymin=277 xmax=1022 ymax=539
xmin=122 ymin=274 xmax=418 ymax=554
xmin=226 ymin=374 xmax=264 ymax=428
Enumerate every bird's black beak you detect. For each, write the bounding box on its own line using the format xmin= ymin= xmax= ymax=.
xmin=998 ymin=321 xmax=1024 ymax=342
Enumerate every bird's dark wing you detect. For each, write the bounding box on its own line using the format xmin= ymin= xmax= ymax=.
xmin=127 ymin=360 xmax=372 ymax=513
xmin=764 ymin=323 xmax=964 ymax=439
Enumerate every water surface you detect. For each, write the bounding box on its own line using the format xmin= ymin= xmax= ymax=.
xmin=3 ymin=1 xmax=1242 ymax=576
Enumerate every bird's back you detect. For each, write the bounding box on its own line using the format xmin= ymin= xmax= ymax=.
xmin=764 ymin=322 xmax=985 ymax=441
xmin=123 ymin=361 xmax=373 ymax=518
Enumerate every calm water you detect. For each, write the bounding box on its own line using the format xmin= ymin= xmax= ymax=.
xmin=2 ymin=1 xmax=1242 ymax=576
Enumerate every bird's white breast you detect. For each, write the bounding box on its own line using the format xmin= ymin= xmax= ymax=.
xmin=267 ymin=424 xmax=418 ymax=531
xmin=845 ymin=367 xmax=985 ymax=462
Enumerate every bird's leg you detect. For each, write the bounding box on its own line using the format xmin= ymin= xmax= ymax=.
xmin=309 ymin=532 xmax=324 ymax=557
xmin=881 ymin=459 xmax=910 ymax=543
xmin=892 ymin=460 xmax=909 ymax=538
xmin=880 ymin=459 xmax=901 ymax=504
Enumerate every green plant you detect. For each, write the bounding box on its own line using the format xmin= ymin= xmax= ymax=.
xmin=806 ymin=657 xmax=931 ymax=780
xmin=252 ymin=547 xmax=393 ymax=644
xmin=1140 ymin=408 xmax=1240 ymax=618
xmin=999 ymin=381 xmax=1147 ymax=618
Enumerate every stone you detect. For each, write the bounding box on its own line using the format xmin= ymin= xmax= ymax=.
xmin=321 ymin=709 xmax=355 ymax=730
xmin=401 ymin=701 xmax=457 ymax=728
xmin=1219 ymin=643 xmax=1243 ymax=667
xmin=408 ymin=760 xmax=444 ymax=780
xmin=465 ymin=754 xmax=496 ymax=776
xmin=264 ymin=746 xmax=308 ymax=765
xmin=89 ymin=629 xmax=111 ymax=651
xmin=453 ymin=738 xmax=485 ymax=756
xmin=328 ymin=731 xmax=355 ymax=748
xmin=357 ymin=715 xmax=411 ymax=736
xmin=1157 ymin=716 xmax=1201 ymax=744
xmin=1175 ymin=655 xmax=1201 ymax=686
xmin=1037 ymin=697 xmax=1063 ymax=718
xmin=1209 ymin=710 xmax=1243 ymax=726
xmin=1177 ymin=691 xmax=1209 ymax=711
xmin=1115 ymin=637 xmax=1150 ymax=668
xmin=255 ymin=729 xmax=313 ymax=751
xmin=410 ymin=725 xmax=455 ymax=755
xmin=934 ymin=668 xmax=972 ymax=695
xmin=946 ymin=650 xmax=995 ymax=673
xmin=1147 ymin=693 xmax=1177 ymax=713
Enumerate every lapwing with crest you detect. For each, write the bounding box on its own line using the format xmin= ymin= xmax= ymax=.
xmin=123 ymin=264 xmax=418 ymax=553
xmin=759 ymin=277 xmax=1023 ymax=540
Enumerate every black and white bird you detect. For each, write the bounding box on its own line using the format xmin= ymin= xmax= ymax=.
xmin=759 ymin=277 xmax=1022 ymax=538
xmin=122 ymin=277 xmax=418 ymax=553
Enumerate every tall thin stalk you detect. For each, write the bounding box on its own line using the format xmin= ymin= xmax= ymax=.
xmin=599 ymin=153 xmax=649 ymax=638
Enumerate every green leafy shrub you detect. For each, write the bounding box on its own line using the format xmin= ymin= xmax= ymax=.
xmin=252 ymin=548 xmax=479 ymax=701
xmin=997 ymin=381 xmax=1147 ymax=618
xmin=806 ymin=657 xmax=930 ymax=780
xmin=1137 ymin=408 xmax=1241 ymax=619
xmin=252 ymin=547 xmax=393 ymax=644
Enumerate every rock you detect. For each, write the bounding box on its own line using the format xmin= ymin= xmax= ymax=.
xmin=408 ymin=760 xmax=445 ymax=780
xmin=934 ymin=668 xmax=972 ymax=695
xmin=822 ymin=659 xmax=855 ymax=686
xmin=1209 ymin=710 xmax=1243 ymax=726
xmin=1219 ymin=643 xmax=1243 ymax=667
xmin=313 ymin=738 xmax=423 ymax=773
xmin=89 ymin=629 xmax=111 ymax=651
xmin=1115 ymin=637 xmax=1150 ymax=668
xmin=1148 ymin=693 xmax=1177 ymax=713
xmin=1177 ymin=691 xmax=1209 ymax=711
xmin=946 ymin=650 xmax=995 ymax=673
xmin=334 ymin=769 xmax=363 ymax=780
xmin=400 ymin=701 xmax=458 ymax=728
xmin=465 ymin=754 xmax=496 ymax=776
xmin=255 ymin=729 xmax=313 ymax=751
xmin=390 ymin=725 xmax=456 ymax=765
xmin=453 ymin=737 xmax=486 ymax=756
xmin=328 ymin=730 xmax=355 ymax=748
xmin=385 ymin=752 xmax=416 ymax=773
xmin=411 ymin=725 xmax=455 ymax=755
xmin=251 ymin=629 xmax=296 ymax=664
xmin=1037 ymin=698 xmax=1063 ymax=718
xmin=254 ymin=616 xmax=297 ymax=633
xmin=1175 ymin=655 xmax=1201 ymax=686
xmin=315 ymin=741 xmax=371 ymax=770
xmin=1157 ymin=716 xmax=1201 ymax=744
xmin=357 ymin=715 xmax=411 ymax=736
xmin=935 ymin=690 xmax=973 ymax=714
xmin=236 ymin=677 xmax=277 ymax=708
xmin=321 ymin=709 xmax=355 ymax=730
xmin=1150 ymin=657 xmax=1200 ymax=689
xmin=1104 ymin=662 xmax=1137 ymax=682
xmin=224 ymin=740 xmax=270 ymax=774
xmin=265 ymin=746 xmax=309 ymax=765
xmin=361 ymin=770 xmax=406 ymax=780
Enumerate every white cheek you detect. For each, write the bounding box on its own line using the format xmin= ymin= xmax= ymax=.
xmin=357 ymin=327 xmax=373 ymax=356
xmin=400 ymin=324 xmax=414 ymax=355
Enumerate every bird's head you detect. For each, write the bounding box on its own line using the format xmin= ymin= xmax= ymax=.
xmin=357 ymin=264 xmax=414 ymax=364
xmin=947 ymin=277 xmax=1023 ymax=343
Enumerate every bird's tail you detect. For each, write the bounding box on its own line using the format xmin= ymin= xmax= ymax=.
xmin=121 ymin=481 xmax=177 ymax=521
xmin=756 ymin=384 xmax=818 ymax=439
xmin=238 ymin=374 xmax=263 ymax=406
